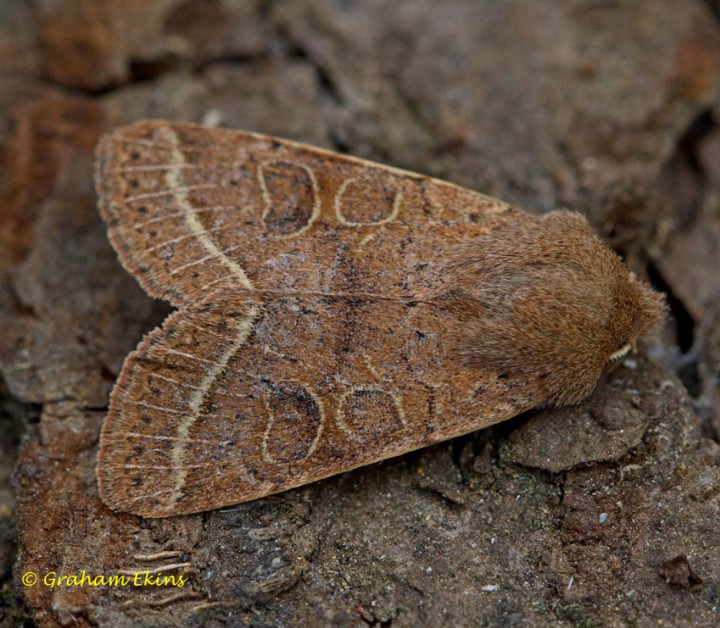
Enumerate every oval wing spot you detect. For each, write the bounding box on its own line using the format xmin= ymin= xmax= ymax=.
xmin=336 ymin=388 xmax=406 ymax=442
xmin=258 ymin=160 xmax=319 ymax=237
xmin=335 ymin=177 xmax=402 ymax=226
xmin=261 ymin=382 xmax=325 ymax=465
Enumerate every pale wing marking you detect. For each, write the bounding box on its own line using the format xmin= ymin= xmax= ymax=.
xmin=152 ymin=126 xmax=259 ymax=505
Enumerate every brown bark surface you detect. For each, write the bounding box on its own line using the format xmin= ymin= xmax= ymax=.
xmin=1 ymin=1 xmax=719 ymax=625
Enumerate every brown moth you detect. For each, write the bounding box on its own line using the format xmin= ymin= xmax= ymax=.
xmin=95 ymin=120 xmax=665 ymax=517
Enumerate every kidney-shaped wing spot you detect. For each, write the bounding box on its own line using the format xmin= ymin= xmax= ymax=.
xmin=260 ymin=380 xmax=326 ymax=465
xmin=258 ymin=160 xmax=321 ymax=237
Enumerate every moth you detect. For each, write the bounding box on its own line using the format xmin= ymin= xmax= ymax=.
xmin=95 ymin=120 xmax=665 ymax=517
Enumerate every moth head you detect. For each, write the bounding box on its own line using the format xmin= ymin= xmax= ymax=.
xmin=442 ymin=210 xmax=666 ymax=406
xmin=604 ymin=269 xmax=666 ymax=371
